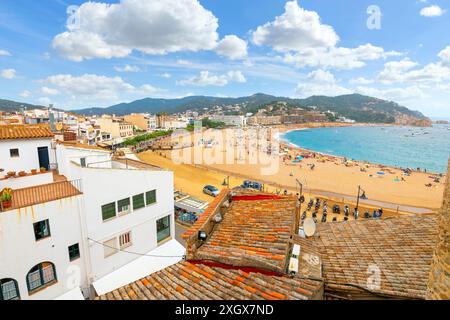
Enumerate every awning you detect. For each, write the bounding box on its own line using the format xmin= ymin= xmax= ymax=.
xmin=92 ymin=239 xmax=185 ymax=296
xmin=54 ymin=287 xmax=85 ymax=300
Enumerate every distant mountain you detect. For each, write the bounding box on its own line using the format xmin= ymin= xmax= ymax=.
xmin=73 ymin=93 xmax=429 ymax=125
xmin=0 ymin=99 xmax=44 ymax=112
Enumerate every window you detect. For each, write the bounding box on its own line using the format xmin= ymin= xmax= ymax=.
xmin=157 ymin=216 xmax=171 ymax=243
xmin=26 ymin=262 xmax=57 ymax=294
xmin=119 ymin=232 xmax=132 ymax=249
xmin=102 ymin=202 xmax=116 ymax=221
xmin=103 ymin=238 xmax=118 ymax=258
xmin=68 ymin=243 xmax=80 ymax=261
xmin=9 ymin=148 xmax=19 ymax=158
xmin=0 ymin=278 xmax=20 ymax=300
xmin=33 ymin=220 xmax=51 ymax=241
xmin=133 ymin=194 xmax=145 ymax=210
xmin=118 ymin=198 xmax=131 ymax=215
xmin=146 ymin=190 xmax=157 ymax=206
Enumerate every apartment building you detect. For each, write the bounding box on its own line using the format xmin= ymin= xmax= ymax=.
xmin=97 ymin=116 xmax=134 ymax=139
xmin=209 ymin=115 xmax=247 ymax=127
xmin=0 ymin=125 xmax=182 ymax=300
xmin=124 ymin=113 xmax=157 ymax=132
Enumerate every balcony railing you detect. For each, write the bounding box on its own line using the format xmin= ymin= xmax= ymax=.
xmin=0 ymin=179 xmax=82 ymax=212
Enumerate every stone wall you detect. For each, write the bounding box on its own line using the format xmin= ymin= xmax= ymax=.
xmin=426 ymin=158 xmax=450 ymax=300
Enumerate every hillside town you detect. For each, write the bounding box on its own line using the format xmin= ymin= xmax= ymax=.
xmin=0 ymin=106 xmax=448 ymax=301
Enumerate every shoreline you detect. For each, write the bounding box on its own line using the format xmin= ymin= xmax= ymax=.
xmin=277 ymin=124 xmax=446 ymax=176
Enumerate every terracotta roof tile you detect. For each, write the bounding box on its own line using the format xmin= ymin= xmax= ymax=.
xmin=0 ymin=124 xmax=54 ymax=140
xmin=194 ymin=195 xmax=296 ymax=273
xmin=96 ymin=261 xmax=323 ymax=300
xmin=300 ymin=216 xmax=438 ymax=299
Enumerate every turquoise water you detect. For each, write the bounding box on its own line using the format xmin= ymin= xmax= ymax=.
xmin=282 ymin=125 xmax=450 ymax=173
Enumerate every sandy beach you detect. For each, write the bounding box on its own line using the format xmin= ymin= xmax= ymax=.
xmin=137 ymin=125 xmax=445 ymax=214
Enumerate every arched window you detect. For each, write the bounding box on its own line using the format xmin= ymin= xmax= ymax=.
xmin=26 ymin=262 xmax=57 ymax=294
xmin=0 ymin=278 xmax=20 ymax=300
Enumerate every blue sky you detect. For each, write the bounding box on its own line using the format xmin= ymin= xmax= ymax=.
xmin=0 ymin=0 xmax=449 ymax=117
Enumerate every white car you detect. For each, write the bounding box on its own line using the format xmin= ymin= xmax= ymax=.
xmin=203 ymin=185 xmax=220 ymax=197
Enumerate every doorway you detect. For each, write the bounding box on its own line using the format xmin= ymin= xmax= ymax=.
xmin=38 ymin=147 xmax=50 ymax=170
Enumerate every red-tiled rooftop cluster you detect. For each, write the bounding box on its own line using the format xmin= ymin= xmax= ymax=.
xmin=194 ymin=195 xmax=296 ymax=273
xmin=301 ymin=216 xmax=438 ymax=299
xmin=96 ymin=261 xmax=323 ymax=300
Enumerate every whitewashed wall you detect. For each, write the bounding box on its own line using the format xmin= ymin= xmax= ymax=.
xmin=76 ymin=164 xmax=175 ymax=280
xmin=0 ymin=139 xmax=55 ymax=173
xmin=0 ymin=195 xmax=88 ymax=300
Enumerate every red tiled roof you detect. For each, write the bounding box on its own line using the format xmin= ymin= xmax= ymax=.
xmin=96 ymin=261 xmax=323 ymax=300
xmin=0 ymin=124 xmax=54 ymax=140
xmin=193 ymin=195 xmax=296 ymax=273
xmin=301 ymin=216 xmax=438 ymax=299
xmin=2 ymin=180 xmax=82 ymax=211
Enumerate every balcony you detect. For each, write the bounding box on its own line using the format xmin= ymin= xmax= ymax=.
xmin=0 ymin=179 xmax=82 ymax=212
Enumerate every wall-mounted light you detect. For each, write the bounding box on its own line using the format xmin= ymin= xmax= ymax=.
xmin=213 ymin=213 xmax=223 ymax=223
xmin=198 ymin=231 xmax=208 ymax=241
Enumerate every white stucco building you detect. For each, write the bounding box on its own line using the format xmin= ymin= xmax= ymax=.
xmin=0 ymin=125 xmax=183 ymax=300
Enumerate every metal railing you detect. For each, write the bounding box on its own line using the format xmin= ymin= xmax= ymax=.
xmin=1 ymin=179 xmax=82 ymax=212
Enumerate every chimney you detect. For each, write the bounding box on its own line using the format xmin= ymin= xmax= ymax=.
xmin=426 ymin=158 xmax=450 ymax=300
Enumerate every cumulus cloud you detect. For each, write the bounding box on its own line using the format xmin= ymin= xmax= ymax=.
xmin=0 ymin=49 xmax=11 ymax=56
xmin=252 ymin=0 xmax=338 ymax=52
xmin=1 ymin=69 xmax=16 ymax=79
xmin=295 ymin=69 xmax=352 ymax=97
xmin=114 ymin=65 xmax=141 ymax=72
xmin=285 ymin=44 xmax=402 ymax=70
xmin=252 ymin=1 xmax=399 ymax=70
xmin=377 ymin=55 xmax=450 ymax=84
xmin=177 ymin=70 xmax=246 ymax=87
xmin=420 ymin=5 xmax=445 ymax=17
xmin=52 ymin=0 xmax=220 ymax=61
xmin=42 ymin=74 xmax=163 ymax=103
xmin=215 ymin=35 xmax=248 ymax=60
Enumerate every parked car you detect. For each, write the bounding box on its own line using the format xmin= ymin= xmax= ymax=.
xmin=203 ymin=185 xmax=220 ymax=197
xmin=241 ymin=180 xmax=263 ymax=191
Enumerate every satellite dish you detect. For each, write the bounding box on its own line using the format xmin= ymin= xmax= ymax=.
xmin=303 ymin=218 xmax=316 ymax=237
xmin=55 ymin=122 xmax=63 ymax=131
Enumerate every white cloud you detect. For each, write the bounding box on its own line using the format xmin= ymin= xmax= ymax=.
xmin=377 ymin=56 xmax=450 ymax=84
xmin=438 ymin=46 xmax=450 ymax=67
xmin=252 ymin=2 xmax=399 ymax=70
xmin=177 ymin=70 xmax=246 ymax=87
xmin=159 ymin=73 xmax=172 ymax=78
xmin=114 ymin=65 xmax=141 ymax=72
xmin=215 ymin=35 xmax=248 ymax=60
xmin=42 ymin=74 xmax=163 ymax=103
xmin=0 ymin=49 xmax=11 ymax=56
xmin=355 ymin=85 xmax=427 ymax=104
xmin=52 ymin=0 xmax=220 ymax=61
xmin=20 ymin=90 xmax=31 ymax=98
xmin=420 ymin=5 xmax=445 ymax=17
xmin=1 ymin=69 xmax=16 ymax=79
xmin=252 ymin=0 xmax=338 ymax=52
xmin=285 ymin=44 xmax=402 ymax=70
xmin=41 ymin=86 xmax=59 ymax=95
xmin=295 ymin=69 xmax=352 ymax=97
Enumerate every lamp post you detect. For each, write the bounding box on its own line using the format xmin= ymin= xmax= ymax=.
xmin=356 ymin=185 xmax=366 ymax=211
xmin=296 ymin=179 xmax=304 ymax=232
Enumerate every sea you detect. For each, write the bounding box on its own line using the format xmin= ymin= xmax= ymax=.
xmin=281 ymin=124 xmax=450 ymax=173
